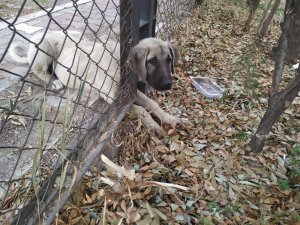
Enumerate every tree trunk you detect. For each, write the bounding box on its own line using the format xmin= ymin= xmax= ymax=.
xmin=250 ymin=0 xmax=300 ymax=152
xmin=258 ymin=0 xmax=281 ymax=37
xmin=244 ymin=0 xmax=261 ymax=32
xmin=286 ymin=1 xmax=300 ymax=61
xmin=250 ymin=71 xmax=300 ymax=152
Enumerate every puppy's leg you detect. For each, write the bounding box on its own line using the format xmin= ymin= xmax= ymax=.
xmin=130 ymin=104 xmax=161 ymax=132
xmin=135 ymin=90 xmax=182 ymax=127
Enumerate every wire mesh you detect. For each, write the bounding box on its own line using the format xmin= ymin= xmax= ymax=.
xmin=0 ymin=0 xmax=134 ymax=224
xmin=156 ymin=0 xmax=195 ymax=40
xmin=0 ymin=0 xmax=196 ymax=224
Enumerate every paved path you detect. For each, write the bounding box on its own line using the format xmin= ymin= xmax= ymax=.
xmin=0 ymin=0 xmax=120 ymax=92
xmin=0 ymin=0 xmax=119 ymax=55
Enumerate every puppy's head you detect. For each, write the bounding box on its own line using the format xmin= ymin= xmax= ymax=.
xmin=127 ymin=38 xmax=178 ymax=91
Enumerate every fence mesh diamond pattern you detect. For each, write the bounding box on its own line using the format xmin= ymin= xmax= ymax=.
xmin=0 ymin=0 xmax=195 ymax=224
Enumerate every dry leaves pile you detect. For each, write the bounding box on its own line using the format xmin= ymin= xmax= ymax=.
xmin=58 ymin=0 xmax=300 ymax=224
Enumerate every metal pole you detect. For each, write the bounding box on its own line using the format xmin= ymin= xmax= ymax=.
xmin=132 ymin=0 xmax=158 ymax=93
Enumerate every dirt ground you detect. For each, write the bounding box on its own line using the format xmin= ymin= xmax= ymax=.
xmin=0 ymin=0 xmax=70 ymax=20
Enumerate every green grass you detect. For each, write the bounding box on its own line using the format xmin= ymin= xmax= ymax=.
xmin=32 ymin=83 xmax=48 ymax=223
xmin=292 ymin=213 xmax=300 ymax=222
xmin=201 ymin=217 xmax=214 ymax=225
xmin=278 ymin=179 xmax=290 ymax=191
xmin=290 ymin=146 xmax=300 ymax=179
xmin=273 ymin=211 xmax=283 ymax=224
xmin=207 ymin=202 xmax=221 ymax=212
xmin=235 ymin=132 xmax=250 ymax=141
xmin=221 ymin=90 xmax=229 ymax=103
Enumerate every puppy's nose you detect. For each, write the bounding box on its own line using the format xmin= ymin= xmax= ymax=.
xmin=162 ymin=80 xmax=172 ymax=90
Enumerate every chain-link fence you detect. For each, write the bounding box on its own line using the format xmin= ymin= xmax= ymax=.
xmin=0 ymin=0 xmax=196 ymax=224
xmin=156 ymin=0 xmax=194 ymax=40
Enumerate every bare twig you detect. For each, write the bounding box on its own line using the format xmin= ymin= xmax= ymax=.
xmin=258 ymin=0 xmax=281 ymax=37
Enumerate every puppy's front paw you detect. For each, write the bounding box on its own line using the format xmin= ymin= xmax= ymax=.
xmin=50 ymin=79 xmax=64 ymax=91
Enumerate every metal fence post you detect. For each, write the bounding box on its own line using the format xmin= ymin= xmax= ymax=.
xmin=131 ymin=0 xmax=158 ymax=44
xmin=132 ymin=0 xmax=158 ymax=93
xmin=139 ymin=0 xmax=158 ymax=39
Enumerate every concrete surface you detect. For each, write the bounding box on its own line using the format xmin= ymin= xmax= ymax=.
xmin=0 ymin=0 xmax=120 ymax=199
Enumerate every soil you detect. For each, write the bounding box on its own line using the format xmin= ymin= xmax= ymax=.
xmin=0 ymin=0 xmax=70 ymax=20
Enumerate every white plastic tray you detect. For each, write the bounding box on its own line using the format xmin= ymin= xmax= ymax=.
xmin=190 ymin=76 xmax=224 ymax=98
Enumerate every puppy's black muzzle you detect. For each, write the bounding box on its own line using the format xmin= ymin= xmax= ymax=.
xmin=161 ymin=79 xmax=172 ymax=90
xmin=155 ymin=79 xmax=172 ymax=91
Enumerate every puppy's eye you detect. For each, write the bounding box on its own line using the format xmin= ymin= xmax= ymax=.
xmin=166 ymin=56 xmax=172 ymax=63
xmin=148 ymin=57 xmax=157 ymax=64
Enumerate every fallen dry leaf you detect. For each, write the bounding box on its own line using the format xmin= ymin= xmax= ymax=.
xmin=57 ymin=0 xmax=300 ymax=224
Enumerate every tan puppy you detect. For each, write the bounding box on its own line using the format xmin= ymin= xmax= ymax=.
xmin=9 ymin=31 xmax=181 ymax=131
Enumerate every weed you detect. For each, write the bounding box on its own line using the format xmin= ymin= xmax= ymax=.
xmin=225 ymin=205 xmax=234 ymax=214
xmin=201 ymin=217 xmax=214 ymax=225
xmin=278 ymin=179 xmax=290 ymax=191
xmin=292 ymin=213 xmax=300 ymax=222
xmin=32 ymin=84 xmax=48 ymax=223
xmin=208 ymin=202 xmax=221 ymax=212
xmin=221 ymin=90 xmax=229 ymax=103
xmin=273 ymin=211 xmax=283 ymax=223
xmin=236 ymin=132 xmax=250 ymax=141
xmin=288 ymin=146 xmax=300 ymax=184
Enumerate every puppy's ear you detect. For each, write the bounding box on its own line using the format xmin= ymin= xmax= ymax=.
xmin=127 ymin=46 xmax=148 ymax=81
xmin=168 ymin=43 xmax=179 ymax=74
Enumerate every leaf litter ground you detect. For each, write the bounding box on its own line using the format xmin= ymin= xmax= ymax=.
xmin=57 ymin=1 xmax=300 ymax=224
